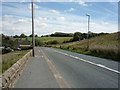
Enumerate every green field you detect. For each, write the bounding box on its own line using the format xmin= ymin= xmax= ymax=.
xmin=50 ymin=32 xmax=119 ymax=61
xmin=2 ymin=50 xmax=30 ymax=73
xmin=16 ymin=37 xmax=73 ymax=43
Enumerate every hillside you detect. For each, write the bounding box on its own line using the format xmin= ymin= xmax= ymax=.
xmin=50 ymin=32 xmax=119 ymax=61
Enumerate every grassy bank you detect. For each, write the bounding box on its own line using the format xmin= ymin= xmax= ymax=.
xmin=0 ymin=55 xmax=2 ymax=75
xmin=48 ymin=32 xmax=119 ymax=61
xmin=2 ymin=50 xmax=30 ymax=73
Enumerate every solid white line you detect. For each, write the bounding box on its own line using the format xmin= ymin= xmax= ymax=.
xmin=54 ymin=50 xmax=120 ymax=74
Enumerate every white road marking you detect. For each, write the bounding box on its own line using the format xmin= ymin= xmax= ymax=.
xmin=54 ymin=50 xmax=120 ymax=74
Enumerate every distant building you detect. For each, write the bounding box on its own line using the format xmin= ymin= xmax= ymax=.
xmin=18 ymin=40 xmax=31 ymax=47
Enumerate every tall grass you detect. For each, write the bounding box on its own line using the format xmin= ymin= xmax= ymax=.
xmin=50 ymin=32 xmax=119 ymax=61
xmin=2 ymin=50 xmax=30 ymax=73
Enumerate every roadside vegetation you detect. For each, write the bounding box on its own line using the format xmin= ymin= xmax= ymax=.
xmin=2 ymin=50 xmax=30 ymax=73
xmin=2 ymin=34 xmax=32 ymax=73
xmin=16 ymin=37 xmax=72 ymax=44
xmin=1 ymin=31 xmax=119 ymax=73
xmin=46 ymin=32 xmax=119 ymax=61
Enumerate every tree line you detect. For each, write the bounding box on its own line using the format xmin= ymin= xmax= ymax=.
xmin=72 ymin=32 xmax=108 ymax=41
xmin=41 ymin=32 xmax=73 ymax=37
xmin=13 ymin=33 xmax=38 ymax=38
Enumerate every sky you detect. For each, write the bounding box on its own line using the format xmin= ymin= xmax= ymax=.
xmin=0 ymin=1 xmax=118 ymax=36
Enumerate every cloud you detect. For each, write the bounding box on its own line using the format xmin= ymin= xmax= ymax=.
xmin=28 ymin=3 xmax=39 ymax=9
xmin=38 ymin=17 xmax=47 ymax=21
xmin=2 ymin=15 xmax=32 ymax=35
xmin=49 ymin=10 xmax=60 ymax=14
xmin=78 ymin=1 xmax=91 ymax=6
xmin=68 ymin=8 xmax=75 ymax=12
xmin=56 ymin=17 xmax=65 ymax=21
xmin=2 ymin=14 xmax=117 ymax=36
xmin=34 ymin=0 xmax=41 ymax=2
xmin=2 ymin=2 xmax=117 ymax=36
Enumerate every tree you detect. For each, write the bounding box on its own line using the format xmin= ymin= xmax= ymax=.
xmin=2 ymin=34 xmax=5 ymax=39
xmin=29 ymin=34 xmax=33 ymax=37
xmin=73 ymin=32 xmax=82 ymax=41
xmin=29 ymin=34 xmax=38 ymax=37
xmin=13 ymin=35 xmax=19 ymax=38
xmin=20 ymin=33 xmax=27 ymax=38
xmin=35 ymin=34 xmax=38 ymax=37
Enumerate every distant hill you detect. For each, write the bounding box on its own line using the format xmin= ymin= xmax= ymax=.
xmin=50 ymin=32 xmax=119 ymax=61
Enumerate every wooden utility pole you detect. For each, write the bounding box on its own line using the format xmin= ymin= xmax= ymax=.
xmin=31 ymin=0 xmax=35 ymax=56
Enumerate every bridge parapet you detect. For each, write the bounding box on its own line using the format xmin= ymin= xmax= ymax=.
xmin=1 ymin=50 xmax=33 ymax=88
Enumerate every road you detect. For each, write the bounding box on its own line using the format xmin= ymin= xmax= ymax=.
xmin=14 ymin=47 xmax=119 ymax=88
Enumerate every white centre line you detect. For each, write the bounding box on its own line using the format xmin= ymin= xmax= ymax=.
xmin=54 ymin=50 xmax=120 ymax=74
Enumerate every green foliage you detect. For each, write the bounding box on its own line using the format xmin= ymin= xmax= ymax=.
xmin=46 ymin=40 xmax=59 ymax=45
xmin=13 ymin=35 xmax=19 ymax=38
xmin=49 ymin=32 xmax=73 ymax=37
xmin=73 ymin=32 xmax=82 ymax=41
xmin=72 ymin=32 xmax=109 ymax=42
xmin=20 ymin=33 xmax=27 ymax=38
xmin=35 ymin=39 xmax=44 ymax=46
xmin=21 ymin=46 xmax=32 ymax=50
xmin=50 ymin=32 xmax=119 ymax=61
xmin=35 ymin=34 xmax=38 ymax=37
xmin=2 ymin=48 xmax=13 ymax=54
xmin=15 ymin=37 xmax=73 ymax=45
xmin=2 ymin=38 xmax=18 ymax=49
xmin=2 ymin=50 xmax=30 ymax=73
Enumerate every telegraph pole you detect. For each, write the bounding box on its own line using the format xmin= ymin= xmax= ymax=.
xmin=31 ymin=0 xmax=35 ymax=57
xmin=86 ymin=14 xmax=90 ymax=50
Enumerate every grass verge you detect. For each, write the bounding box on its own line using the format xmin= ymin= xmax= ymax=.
xmin=47 ymin=32 xmax=120 ymax=61
xmin=52 ymin=47 xmax=119 ymax=61
xmin=2 ymin=50 xmax=30 ymax=73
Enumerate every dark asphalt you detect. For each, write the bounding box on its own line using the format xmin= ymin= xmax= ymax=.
xmin=14 ymin=47 xmax=119 ymax=88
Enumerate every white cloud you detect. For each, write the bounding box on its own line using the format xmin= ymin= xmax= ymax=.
xmin=40 ymin=23 xmax=47 ymax=27
xmin=38 ymin=17 xmax=47 ymax=21
xmin=2 ymin=13 xmax=117 ymax=36
xmin=68 ymin=8 xmax=75 ymax=12
xmin=78 ymin=1 xmax=91 ymax=6
xmin=34 ymin=0 xmax=41 ymax=2
xmin=2 ymin=15 xmax=32 ymax=35
xmin=101 ymin=21 xmax=109 ymax=25
xmin=56 ymin=17 xmax=65 ymax=21
xmin=49 ymin=10 xmax=60 ymax=14
xmin=28 ymin=3 xmax=39 ymax=9
xmin=18 ymin=19 xmax=27 ymax=22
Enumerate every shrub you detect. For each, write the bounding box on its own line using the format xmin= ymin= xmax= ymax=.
xmin=2 ymin=48 xmax=13 ymax=54
xmin=21 ymin=46 xmax=32 ymax=50
xmin=47 ymin=40 xmax=59 ymax=45
xmin=35 ymin=39 xmax=44 ymax=46
xmin=90 ymin=48 xmax=119 ymax=60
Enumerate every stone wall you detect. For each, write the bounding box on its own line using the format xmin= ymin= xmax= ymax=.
xmin=1 ymin=50 xmax=32 ymax=88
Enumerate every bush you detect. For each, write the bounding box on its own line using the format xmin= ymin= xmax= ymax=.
xmin=2 ymin=48 xmax=13 ymax=54
xmin=35 ymin=39 xmax=44 ymax=46
xmin=21 ymin=46 xmax=32 ymax=50
xmin=90 ymin=48 xmax=119 ymax=60
xmin=47 ymin=40 xmax=59 ymax=45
